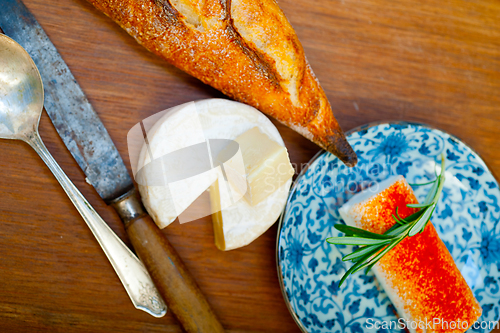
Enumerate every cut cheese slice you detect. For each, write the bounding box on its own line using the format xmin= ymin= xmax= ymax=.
xmin=339 ymin=175 xmax=482 ymax=333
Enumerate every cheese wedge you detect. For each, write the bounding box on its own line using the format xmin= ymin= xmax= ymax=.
xmin=219 ymin=126 xmax=294 ymax=206
xmin=339 ymin=175 xmax=482 ymax=333
xmin=209 ymin=177 xmax=291 ymax=251
xmin=135 ymin=99 xmax=292 ymax=249
xmin=210 ymin=126 xmax=294 ymax=250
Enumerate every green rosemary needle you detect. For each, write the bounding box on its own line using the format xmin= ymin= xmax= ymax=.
xmin=327 ymin=154 xmax=446 ymax=287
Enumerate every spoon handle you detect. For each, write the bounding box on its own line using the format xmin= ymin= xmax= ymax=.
xmin=26 ymin=130 xmax=167 ymax=318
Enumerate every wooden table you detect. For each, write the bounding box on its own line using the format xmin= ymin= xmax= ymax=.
xmin=0 ymin=0 xmax=498 ymax=331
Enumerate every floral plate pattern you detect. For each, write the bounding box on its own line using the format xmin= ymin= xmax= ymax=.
xmin=277 ymin=122 xmax=500 ymax=333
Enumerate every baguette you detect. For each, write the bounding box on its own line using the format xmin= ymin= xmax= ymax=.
xmin=86 ymin=0 xmax=357 ymax=166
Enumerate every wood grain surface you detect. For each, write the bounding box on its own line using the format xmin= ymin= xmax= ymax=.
xmin=0 ymin=0 xmax=498 ymax=332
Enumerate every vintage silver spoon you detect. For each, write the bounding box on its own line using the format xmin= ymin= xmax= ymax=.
xmin=0 ymin=34 xmax=166 ymax=317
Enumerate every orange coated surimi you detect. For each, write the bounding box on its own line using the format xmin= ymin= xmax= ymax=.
xmin=339 ymin=175 xmax=482 ymax=333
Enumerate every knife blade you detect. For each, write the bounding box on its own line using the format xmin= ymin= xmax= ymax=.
xmin=0 ymin=1 xmax=224 ymax=332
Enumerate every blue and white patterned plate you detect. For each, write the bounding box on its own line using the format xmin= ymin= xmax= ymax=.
xmin=277 ymin=122 xmax=500 ymax=333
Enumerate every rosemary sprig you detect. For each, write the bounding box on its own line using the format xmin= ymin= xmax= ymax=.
xmin=327 ymin=154 xmax=446 ymax=286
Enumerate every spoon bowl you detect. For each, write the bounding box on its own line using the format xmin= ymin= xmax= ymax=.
xmin=0 ymin=34 xmax=43 ymax=140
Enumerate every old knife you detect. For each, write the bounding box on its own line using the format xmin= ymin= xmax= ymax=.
xmin=0 ymin=0 xmax=224 ymax=332
xmin=0 ymin=4 xmax=167 ymax=321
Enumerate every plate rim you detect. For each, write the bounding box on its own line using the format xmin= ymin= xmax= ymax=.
xmin=275 ymin=120 xmax=498 ymax=333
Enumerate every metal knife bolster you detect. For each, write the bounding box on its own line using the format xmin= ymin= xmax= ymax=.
xmin=109 ymin=188 xmax=147 ymax=226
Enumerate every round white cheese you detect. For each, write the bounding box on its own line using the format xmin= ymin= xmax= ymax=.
xmin=136 ymin=98 xmax=292 ymax=250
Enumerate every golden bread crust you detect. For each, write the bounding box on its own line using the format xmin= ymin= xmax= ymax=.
xmin=87 ymin=0 xmax=357 ymax=166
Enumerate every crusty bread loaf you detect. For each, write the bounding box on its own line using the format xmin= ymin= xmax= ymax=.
xmin=87 ymin=0 xmax=357 ymax=166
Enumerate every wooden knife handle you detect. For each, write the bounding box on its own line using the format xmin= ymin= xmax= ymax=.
xmin=110 ymin=188 xmax=225 ymax=333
